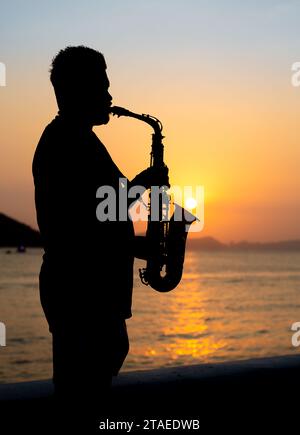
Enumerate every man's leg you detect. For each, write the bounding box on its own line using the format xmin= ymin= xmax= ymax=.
xmin=110 ymin=318 xmax=130 ymax=376
xmin=52 ymin=325 xmax=113 ymax=430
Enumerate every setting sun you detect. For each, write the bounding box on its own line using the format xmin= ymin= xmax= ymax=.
xmin=185 ymin=197 xmax=198 ymax=210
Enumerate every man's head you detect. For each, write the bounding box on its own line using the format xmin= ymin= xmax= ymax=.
xmin=50 ymin=46 xmax=112 ymax=125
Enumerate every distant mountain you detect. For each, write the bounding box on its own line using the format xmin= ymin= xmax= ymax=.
xmin=187 ymin=236 xmax=227 ymax=250
xmin=228 ymin=239 xmax=300 ymax=251
xmin=1 ymin=212 xmax=300 ymax=251
xmin=0 ymin=213 xmax=41 ymax=247
xmin=187 ymin=237 xmax=300 ymax=251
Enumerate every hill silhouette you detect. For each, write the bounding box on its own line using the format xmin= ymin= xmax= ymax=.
xmin=187 ymin=236 xmax=300 ymax=251
xmin=1 ymin=212 xmax=300 ymax=251
xmin=186 ymin=236 xmax=227 ymax=250
xmin=0 ymin=213 xmax=41 ymax=247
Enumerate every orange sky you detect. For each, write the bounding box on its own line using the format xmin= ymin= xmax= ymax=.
xmin=0 ymin=1 xmax=300 ymax=242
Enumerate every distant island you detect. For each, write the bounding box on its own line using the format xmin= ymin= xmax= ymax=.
xmin=1 ymin=212 xmax=300 ymax=251
xmin=0 ymin=213 xmax=41 ymax=247
xmin=186 ymin=236 xmax=300 ymax=251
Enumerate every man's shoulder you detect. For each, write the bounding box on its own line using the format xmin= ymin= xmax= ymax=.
xmin=32 ymin=116 xmax=72 ymax=175
xmin=35 ymin=115 xmax=85 ymax=156
xmin=35 ymin=116 xmax=62 ymax=150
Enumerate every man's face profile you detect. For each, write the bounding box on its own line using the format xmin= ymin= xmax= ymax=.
xmin=75 ymin=67 xmax=112 ymax=126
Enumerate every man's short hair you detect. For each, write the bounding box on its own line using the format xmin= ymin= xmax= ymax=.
xmin=50 ymin=45 xmax=106 ymax=91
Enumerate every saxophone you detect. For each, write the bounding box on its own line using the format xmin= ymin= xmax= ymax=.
xmin=110 ymin=106 xmax=197 ymax=292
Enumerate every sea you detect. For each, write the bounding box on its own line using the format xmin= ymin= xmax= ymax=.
xmin=0 ymin=248 xmax=299 ymax=383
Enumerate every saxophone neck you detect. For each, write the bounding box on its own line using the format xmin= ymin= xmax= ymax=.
xmin=110 ymin=105 xmax=164 ymax=139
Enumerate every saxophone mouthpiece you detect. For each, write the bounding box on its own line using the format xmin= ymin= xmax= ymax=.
xmin=110 ymin=106 xmax=129 ymax=117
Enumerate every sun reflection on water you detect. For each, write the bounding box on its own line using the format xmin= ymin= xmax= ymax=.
xmin=0 ymin=250 xmax=300 ymax=381
xmin=160 ymin=280 xmax=227 ymax=362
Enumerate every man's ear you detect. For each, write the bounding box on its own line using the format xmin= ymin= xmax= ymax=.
xmin=54 ymin=84 xmax=79 ymax=111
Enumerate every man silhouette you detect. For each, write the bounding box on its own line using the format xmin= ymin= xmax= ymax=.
xmin=32 ymin=46 xmax=168 ymax=423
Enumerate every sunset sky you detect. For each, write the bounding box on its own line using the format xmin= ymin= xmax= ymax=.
xmin=0 ymin=0 xmax=299 ymax=242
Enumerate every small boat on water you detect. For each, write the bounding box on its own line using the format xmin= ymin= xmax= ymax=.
xmin=16 ymin=245 xmax=26 ymax=253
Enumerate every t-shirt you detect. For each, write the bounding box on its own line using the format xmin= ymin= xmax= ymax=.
xmin=32 ymin=114 xmax=134 ymax=329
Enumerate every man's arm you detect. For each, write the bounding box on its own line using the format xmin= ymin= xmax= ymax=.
xmin=128 ymin=165 xmax=170 ymax=208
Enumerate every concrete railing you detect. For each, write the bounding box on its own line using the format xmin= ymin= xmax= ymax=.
xmin=0 ymin=354 xmax=299 ymax=430
xmin=0 ymin=353 xmax=299 ymax=401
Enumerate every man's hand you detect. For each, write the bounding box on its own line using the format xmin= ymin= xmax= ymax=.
xmin=131 ymin=165 xmax=170 ymax=190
